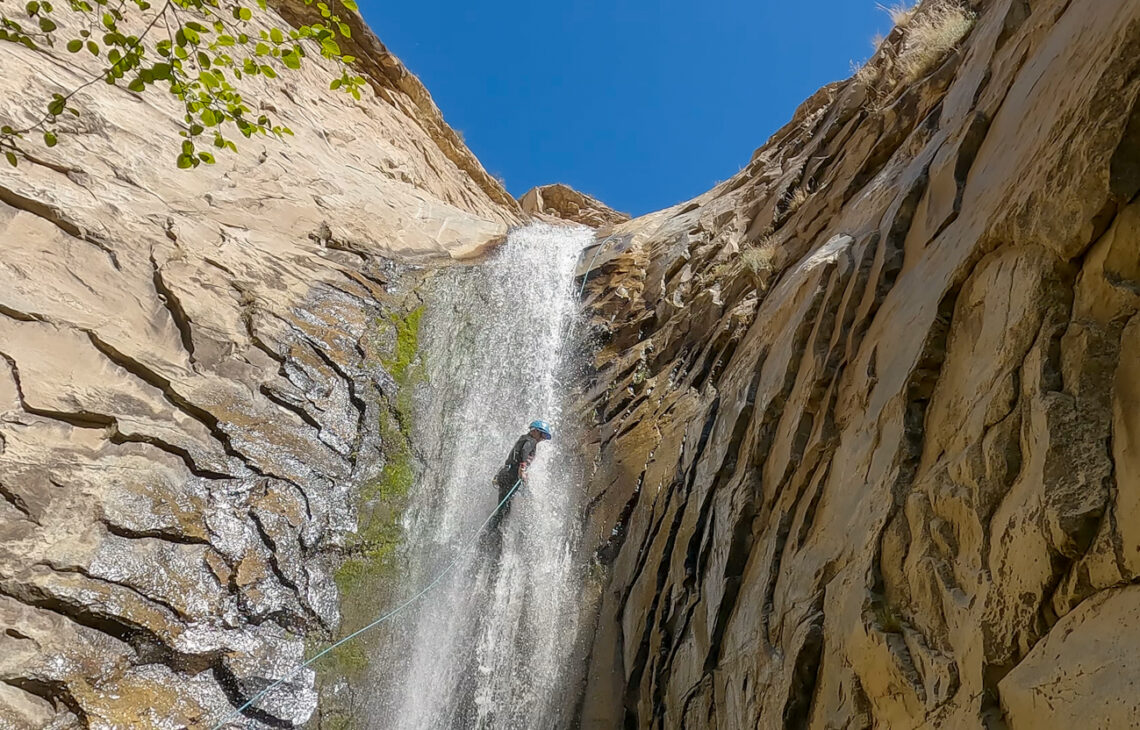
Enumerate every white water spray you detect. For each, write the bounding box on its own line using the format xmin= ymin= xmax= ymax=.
xmin=371 ymin=222 xmax=593 ymax=729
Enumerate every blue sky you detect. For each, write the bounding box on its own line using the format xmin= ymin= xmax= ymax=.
xmin=358 ymin=1 xmax=897 ymax=217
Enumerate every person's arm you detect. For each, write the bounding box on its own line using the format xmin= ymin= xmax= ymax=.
xmin=518 ymin=439 xmax=536 ymax=483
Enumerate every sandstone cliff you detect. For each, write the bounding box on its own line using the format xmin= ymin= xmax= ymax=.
xmin=519 ymin=183 xmax=631 ymax=228
xmin=0 ymin=1 xmax=519 ymax=726
xmin=576 ymin=0 xmax=1140 ymax=727
xmin=4 ymin=0 xmax=1139 ymax=726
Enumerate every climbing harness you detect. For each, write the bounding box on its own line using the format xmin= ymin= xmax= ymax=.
xmin=206 ymin=479 xmax=522 ymax=730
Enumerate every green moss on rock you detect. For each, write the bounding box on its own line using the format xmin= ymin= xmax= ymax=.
xmin=382 ymin=306 xmax=424 ymax=385
xmin=315 ymin=304 xmax=428 ymax=725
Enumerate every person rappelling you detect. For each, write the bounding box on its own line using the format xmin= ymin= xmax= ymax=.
xmin=488 ymin=420 xmax=553 ymax=534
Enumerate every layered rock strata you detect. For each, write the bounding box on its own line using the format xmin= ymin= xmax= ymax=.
xmin=520 ymin=183 xmax=631 ymax=228
xmin=0 ymin=1 xmax=518 ymax=725
xmin=576 ymin=0 xmax=1140 ymax=727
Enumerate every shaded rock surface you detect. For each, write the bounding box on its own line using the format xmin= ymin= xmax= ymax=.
xmin=519 ymin=183 xmax=631 ymax=228
xmin=0 ymin=0 xmax=519 ymax=725
xmin=575 ymin=0 xmax=1140 ymax=727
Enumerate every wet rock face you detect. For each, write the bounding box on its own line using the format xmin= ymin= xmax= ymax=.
xmin=576 ymin=0 xmax=1140 ymax=727
xmin=0 ymin=3 xmax=518 ymax=725
xmin=519 ymin=184 xmax=631 ymax=228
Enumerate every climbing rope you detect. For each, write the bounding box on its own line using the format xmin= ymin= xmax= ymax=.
xmin=206 ymin=479 xmax=522 ymax=730
xmin=207 ymin=233 xmax=607 ymax=728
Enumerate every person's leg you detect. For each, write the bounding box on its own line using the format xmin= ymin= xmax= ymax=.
xmin=486 ymin=475 xmax=513 ymax=536
xmin=496 ymin=476 xmax=516 ymax=517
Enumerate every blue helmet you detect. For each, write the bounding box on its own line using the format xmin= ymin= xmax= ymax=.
xmin=529 ymin=420 xmax=553 ymax=440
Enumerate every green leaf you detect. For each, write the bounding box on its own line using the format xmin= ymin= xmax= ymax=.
xmin=259 ymin=64 xmax=276 ymax=78
xmin=337 ymin=21 xmax=349 ymax=38
xmin=281 ymin=49 xmax=300 ymax=69
xmin=254 ymin=41 xmax=269 ymax=55
xmin=176 ymin=152 xmax=193 ymax=168
xmin=237 ymin=6 xmax=250 ymax=20
xmin=101 ymin=11 xmax=113 ymax=28
xmin=38 ymin=17 xmax=55 ymax=31
xmin=198 ymin=151 xmax=214 ymax=164
xmin=127 ymin=77 xmax=144 ymax=91
xmin=86 ymin=39 xmax=98 ymax=54
xmin=329 ymin=78 xmax=341 ymax=90
xmin=269 ymin=27 xmax=283 ymax=44
xmin=47 ymin=95 xmax=65 ymax=115
xmin=181 ymin=139 xmax=194 ymax=155
xmin=42 ymin=130 xmax=57 ymax=147
xmin=25 ymin=1 xmax=41 ymax=15
xmin=216 ymin=34 xmax=234 ymax=46
xmin=341 ymin=0 xmax=357 ymax=10
xmin=341 ymin=54 xmax=355 ymax=63
xmin=201 ymin=108 xmax=217 ymax=125
xmin=66 ymin=38 xmax=81 ymax=52
xmin=5 ymin=152 xmax=17 ymax=167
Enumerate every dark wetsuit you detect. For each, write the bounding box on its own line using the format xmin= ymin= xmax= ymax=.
xmin=489 ymin=432 xmax=538 ymax=531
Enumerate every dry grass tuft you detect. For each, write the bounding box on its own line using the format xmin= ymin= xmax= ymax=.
xmin=742 ymin=239 xmax=780 ymax=289
xmin=896 ymin=2 xmax=976 ymax=81
xmin=878 ymin=1 xmax=917 ymax=27
xmin=785 ymin=183 xmax=814 ymax=215
xmin=854 ymin=61 xmax=882 ymax=88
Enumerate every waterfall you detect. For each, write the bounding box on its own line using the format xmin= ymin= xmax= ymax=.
xmin=370 ymin=222 xmax=594 ymax=729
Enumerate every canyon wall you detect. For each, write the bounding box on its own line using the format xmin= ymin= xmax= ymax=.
xmin=3 ymin=0 xmax=1139 ymax=726
xmin=0 ymin=1 xmax=519 ymax=725
xmin=576 ymin=0 xmax=1140 ymax=727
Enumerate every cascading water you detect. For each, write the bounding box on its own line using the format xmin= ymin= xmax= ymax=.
xmin=369 ymin=222 xmax=594 ymax=729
